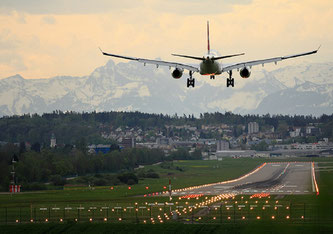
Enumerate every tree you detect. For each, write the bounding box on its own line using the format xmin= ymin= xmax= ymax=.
xmin=117 ymin=173 xmax=138 ymax=185
xmin=19 ymin=142 xmax=26 ymax=155
xmin=190 ymin=149 xmax=202 ymax=160
xmin=76 ymin=137 xmax=87 ymax=153
xmin=49 ymin=174 xmax=66 ymax=186
xmin=31 ymin=142 xmax=41 ymax=152
xmin=251 ymin=141 xmax=268 ymax=151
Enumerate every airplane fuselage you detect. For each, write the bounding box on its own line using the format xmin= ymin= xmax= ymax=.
xmin=199 ymin=58 xmax=222 ymax=75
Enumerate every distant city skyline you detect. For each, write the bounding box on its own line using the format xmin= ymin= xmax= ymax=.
xmin=0 ymin=0 xmax=332 ymax=79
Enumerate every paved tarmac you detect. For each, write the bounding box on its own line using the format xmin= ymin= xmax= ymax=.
xmin=171 ymin=162 xmax=314 ymax=196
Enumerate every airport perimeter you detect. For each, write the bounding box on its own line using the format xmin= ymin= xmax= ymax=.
xmin=1 ymin=160 xmax=330 ymax=226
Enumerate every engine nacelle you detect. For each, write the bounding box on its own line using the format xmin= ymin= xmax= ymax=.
xmin=171 ymin=68 xmax=183 ymax=79
xmin=240 ymin=67 xmax=251 ymax=78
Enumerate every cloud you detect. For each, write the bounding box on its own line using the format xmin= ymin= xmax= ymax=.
xmin=0 ymin=0 xmax=252 ymax=15
xmin=0 ymin=0 xmax=141 ymax=14
xmin=41 ymin=16 xmax=56 ymax=24
xmin=0 ymin=0 xmax=331 ymax=79
xmin=146 ymin=0 xmax=252 ymax=15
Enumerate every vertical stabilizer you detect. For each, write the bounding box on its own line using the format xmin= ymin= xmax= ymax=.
xmin=207 ymin=21 xmax=210 ymax=55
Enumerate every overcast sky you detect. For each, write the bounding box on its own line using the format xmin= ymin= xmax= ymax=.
xmin=0 ymin=0 xmax=332 ymax=79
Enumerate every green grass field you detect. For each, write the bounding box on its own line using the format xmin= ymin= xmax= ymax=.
xmin=0 ymin=157 xmax=332 ymax=233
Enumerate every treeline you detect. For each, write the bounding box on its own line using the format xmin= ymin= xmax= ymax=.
xmin=0 ymin=144 xmax=165 ymax=191
xmin=1 ymin=111 xmax=333 ymax=145
xmin=0 ymin=142 xmax=202 ymax=191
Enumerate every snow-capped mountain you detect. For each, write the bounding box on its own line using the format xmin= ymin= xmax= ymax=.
xmin=0 ymin=60 xmax=332 ymax=117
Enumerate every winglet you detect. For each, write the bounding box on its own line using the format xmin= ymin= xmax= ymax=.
xmin=98 ymin=47 xmax=104 ymax=55
xmin=317 ymin=45 xmax=321 ymax=52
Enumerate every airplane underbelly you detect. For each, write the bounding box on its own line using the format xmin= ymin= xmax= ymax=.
xmin=200 ymin=62 xmax=221 ymax=75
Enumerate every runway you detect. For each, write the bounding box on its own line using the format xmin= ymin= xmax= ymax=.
xmin=171 ymin=162 xmax=316 ymax=196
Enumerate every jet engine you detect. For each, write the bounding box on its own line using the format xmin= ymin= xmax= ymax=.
xmin=240 ymin=67 xmax=251 ymax=78
xmin=171 ymin=68 xmax=183 ymax=79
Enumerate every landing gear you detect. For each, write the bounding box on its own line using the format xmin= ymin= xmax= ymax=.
xmin=187 ymin=71 xmax=195 ymax=88
xmin=210 ymin=75 xmax=215 ymax=79
xmin=227 ymin=70 xmax=234 ymax=87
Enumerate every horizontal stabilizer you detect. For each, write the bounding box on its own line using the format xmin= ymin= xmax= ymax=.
xmin=171 ymin=54 xmax=205 ymax=61
xmin=212 ymin=53 xmax=245 ymax=60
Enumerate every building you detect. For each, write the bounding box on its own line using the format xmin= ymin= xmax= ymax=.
xmin=50 ymin=133 xmax=56 ymax=148
xmin=306 ymin=126 xmax=320 ymax=135
xmin=156 ymin=137 xmax=173 ymax=145
xmin=88 ymin=144 xmax=119 ymax=154
xmin=215 ymin=150 xmax=257 ymax=158
xmin=94 ymin=144 xmax=112 ymax=154
xmin=216 ymin=140 xmax=229 ymax=151
xmin=290 ymin=128 xmax=303 ymax=138
xmin=248 ymin=122 xmax=259 ymax=134
xmin=121 ymin=137 xmax=136 ymax=148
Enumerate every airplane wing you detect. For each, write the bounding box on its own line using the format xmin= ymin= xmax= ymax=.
xmin=100 ymin=48 xmax=199 ymax=72
xmin=222 ymin=47 xmax=320 ymax=72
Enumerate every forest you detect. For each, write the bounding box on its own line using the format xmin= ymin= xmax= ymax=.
xmin=0 ymin=141 xmax=202 ymax=191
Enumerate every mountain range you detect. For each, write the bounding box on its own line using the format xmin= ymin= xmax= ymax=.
xmin=0 ymin=60 xmax=332 ymax=117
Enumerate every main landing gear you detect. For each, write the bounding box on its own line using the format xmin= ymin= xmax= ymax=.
xmin=227 ymin=70 xmax=234 ymax=87
xmin=210 ymin=75 xmax=215 ymax=79
xmin=187 ymin=71 xmax=195 ymax=88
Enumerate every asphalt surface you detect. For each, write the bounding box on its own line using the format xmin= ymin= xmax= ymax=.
xmin=171 ymin=162 xmax=314 ymax=196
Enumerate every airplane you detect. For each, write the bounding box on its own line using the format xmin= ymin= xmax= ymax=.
xmin=100 ymin=21 xmax=319 ymax=88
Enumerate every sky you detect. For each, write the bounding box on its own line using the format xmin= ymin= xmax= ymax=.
xmin=0 ymin=0 xmax=332 ymax=79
